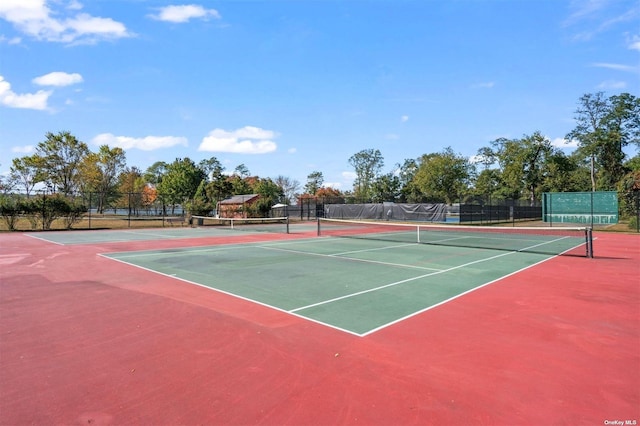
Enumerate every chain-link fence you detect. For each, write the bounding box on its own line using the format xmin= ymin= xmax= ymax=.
xmin=0 ymin=191 xmax=187 ymax=231
xmin=292 ymin=194 xmax=542 ymax=224
xmin=2 ymin=190 xmax=638 ymax=232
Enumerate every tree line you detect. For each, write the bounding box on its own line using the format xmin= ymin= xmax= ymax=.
xmin=2 ymin=91 xmax=639 ymax=224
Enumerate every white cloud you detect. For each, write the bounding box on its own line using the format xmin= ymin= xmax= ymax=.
xmin=33 ymin=71 xmax=83 ymax=87
xmin=471 ymin=82 xmax=495 ymax=89
xmin=563 ymin=0 xmax=608 ymax=27
xmin=150 ymin=5 xmax=221 ymax=23
xmin=12 ymin=145 xmax=35 ymax=153
xmin=551 ymin=137 xmax=579 ymax=149
xmin=628 ymin=34 xmax=640 ymax=51
xmin=198 ymin=126 xmax=278 ymax=154
xmin=597 ymin=79 xmax=627 ymax=89
xmin=341 ymin=171 xmax=357 ymax=180
xmin=400 ymin=115 xmax=409 ymax=122
xmin=91 ymin=133 xmax=188 ymax=151
xmin=0 ymin=1 xmax=132 ymax=44
xmin=591 ymin=62 xmax=637 ymax=72
xmin=385 ymin=133 xmax=399 ymax=140
xmin=564 ymin=0 xmax=639 ymax=41
xmin=67 ymin=1 xmax=83 ymax=11
xmin=0 ymin=75 xmax=51 ymax=110
xmin=65 ymin=14 xmax=130 ymax=43
xmin=0 ymin=34 xmax=21 ymax=44
xmin=324 ymin=182 xmax=342 ymax=189
xmin=287 ymin=147 xmax=297 ymax=154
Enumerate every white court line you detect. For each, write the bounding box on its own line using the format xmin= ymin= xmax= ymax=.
xmin=100 ymin=234 xmax=582 ymax=337
xmin=361 ymin=238 xmax=586 ymax=336
xmin=102 ymin=237 xmax=317 ymax=258
xmin=100 ymin=253 xmax=363 ymax=337
xmin=361 ymin=253 xmax=557 ymax=336
xmin=259 ymin=245 xmax=444 ymax=272
xmin=331 ymin=242 xmax=416 ymax=256
xmin=118 ymin=230 xmax=193 ymax=239
xmin=105 ymin=243 xmax=252 ymax=258
xmin=289 ymin=235 xmax=574 ymax=314
xmin=24 ymin=233 xmax=66 ymax=245
xmin=425 ymin=233 xmax=556 ymax=244
xmin=106 ymin=238 xmax=441 ymax=272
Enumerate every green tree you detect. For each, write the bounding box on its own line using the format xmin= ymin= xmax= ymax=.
xmin=80 ymin=145 xmax=126 ymax=213
xmin=10 ymin=155 xmax=45 ymax=196
xmin=252 ymin=178 xmax=284 ymax=216
xmin=229 ymin=175 xmax=253 ymax=195
xmin=186 ymin=179 xmax=214 ymax=216
xmin=144 ymin=161 xmax=168 ymax=187
xmin=33 ymin=131 xmax=89 ymax=195
xmin=473 ymin=168 xmax=502 ymax=197
xmin=234 ymin=164 xmax=250 ymax=178
xmin=198 ymin=157 xmax=231 ymax=211
xmin=371 ymin=172 xmax=401 ymax=203
xmin=157 ymin=158 xmax=206 ymax=212
xmin=540 ymin=151 xmax=590 ymax=193
xmin=198 ymin=157 xmax=225 ymax=181
xmin=617 ymin=170 xmax=640 ymax=230
xmin=397 ymin=159 xmax=421 ymax=202
xmin=479 ymin=132 xmax=556 ymax=204
xmin=567 ymin=92 xmax=640 ymax=190
xmin=304 ymin=171 xmax=324 ymax=195
xmin=349 ymin=149 xmax=384 ymax=202
xmin=118 ymin=167 xmax=145 ymax=215
xmin=413 ymin=147 xmax=471 ymax=204
xmin=205 ymin=176 xmax=233 ymax=209
xmin=625 ymin=155 xmax=640 ymax=172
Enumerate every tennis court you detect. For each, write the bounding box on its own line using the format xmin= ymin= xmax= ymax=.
xmin=1 ymin=220 xmax=638 ymax=425
xmin=25 ymin=216 xmax=297 ymax=245
xmin=102 ymin=219 xmax=592 ymax=335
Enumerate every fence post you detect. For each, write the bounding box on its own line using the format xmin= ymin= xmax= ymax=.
xmin=41 ymin=190 xmax=46 ymax=231
xmin=634 ymin=191 xmax=639 ymax=232
xmin=590 ymin=191 xmax=594 ymax=228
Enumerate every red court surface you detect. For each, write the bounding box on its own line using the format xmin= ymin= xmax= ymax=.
xmin=0 ymin=230 xmax=638 ymax=425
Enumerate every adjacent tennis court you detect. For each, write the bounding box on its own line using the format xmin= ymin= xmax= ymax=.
xmin=101 ymin=219 xmax=591 ymax=335
xmin=26 ymin=216 xmax=294 ymax=245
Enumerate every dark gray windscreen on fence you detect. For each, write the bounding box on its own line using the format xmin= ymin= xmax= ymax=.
xmin=324 ymin=203 xmax=447 ymax=221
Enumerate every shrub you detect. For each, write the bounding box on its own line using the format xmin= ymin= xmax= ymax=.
xmin=5 ymin=194 xmax=88 ymax=231
xmin=0 ymin=195 xmax=21 ymax=231
xmin=185 ymin=198 xmax=213 ymax=217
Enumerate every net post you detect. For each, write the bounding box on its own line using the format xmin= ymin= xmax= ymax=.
xmin=286 ymin=216 xmax=290 ymax=234
xmin=317 ymin=217 xmax=321 ymax=236
xmin=416 ymin=225 xmax=420 ymax=243
xmin=586 ymin=227 xmax=594 ymax=258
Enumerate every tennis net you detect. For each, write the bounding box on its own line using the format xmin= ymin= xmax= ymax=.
xmin=317 ymin=218 xmax=593 ymax=257
xmin=191 ymin=216 xmax=289 ymax=234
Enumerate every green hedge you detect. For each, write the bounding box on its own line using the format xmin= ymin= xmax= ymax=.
xmin=0 ymin=194 xmax=87 ymax=231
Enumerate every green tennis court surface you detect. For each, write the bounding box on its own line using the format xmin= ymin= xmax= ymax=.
xmin=103 ymin=232 xmax=588 ymax=336
xmin=26 ymin=220 xmax=307 ymax=245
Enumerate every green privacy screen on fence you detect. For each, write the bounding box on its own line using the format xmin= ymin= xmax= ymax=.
xmin=542 ymin=191 xmax=618 ymax=225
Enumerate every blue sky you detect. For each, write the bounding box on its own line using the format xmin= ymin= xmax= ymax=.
xmin=1 ymin=0 xmax=638 ymax=191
